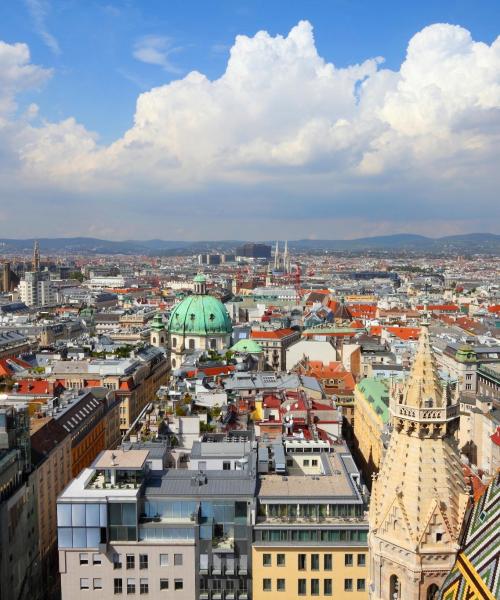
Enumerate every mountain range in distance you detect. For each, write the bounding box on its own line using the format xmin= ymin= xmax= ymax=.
xmin=0 ymin=233 xmax=498 ymax=255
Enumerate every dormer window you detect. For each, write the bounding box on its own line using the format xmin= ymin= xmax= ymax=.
xmin=425 ymin=399 xmax=433 ymax=408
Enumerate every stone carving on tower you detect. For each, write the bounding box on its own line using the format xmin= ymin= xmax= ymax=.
xmin=368 ymin=324 xmax=470 ymax=600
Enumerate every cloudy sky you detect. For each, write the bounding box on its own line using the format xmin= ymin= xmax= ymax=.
xmin=0 ymin=0 xmax=499 ymax=240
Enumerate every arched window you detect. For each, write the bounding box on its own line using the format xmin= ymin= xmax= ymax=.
xmin=171 ymin=358 xmax=176 ymax=368
xmin=390 ymin=575 xmax=401 ymax=599
xmin=427 ymin=584 xmax=439 ymax=600
xmin=188 ymin=339 xmax=195 ymax=350
xmin=210 ymin=338 xmax=217 ymax=350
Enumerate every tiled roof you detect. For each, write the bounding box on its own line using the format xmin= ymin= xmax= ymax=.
xmin=250 ymin=328 xmax=297 ymax=339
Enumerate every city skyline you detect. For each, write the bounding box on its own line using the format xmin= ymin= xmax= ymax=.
xmin=0 ymin=1 xmax=499 ymax=239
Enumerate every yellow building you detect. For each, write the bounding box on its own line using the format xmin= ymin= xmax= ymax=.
xmin=253 ymin=546 xmax=368 ymax=599
xmin=353 ymin=378 xmax=390 ymax=483
xmin=252 ymin=439 xmax=369 ymax=600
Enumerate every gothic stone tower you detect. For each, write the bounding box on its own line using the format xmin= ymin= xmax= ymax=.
xmin=368 ymin=325 xmax=470 ymax=600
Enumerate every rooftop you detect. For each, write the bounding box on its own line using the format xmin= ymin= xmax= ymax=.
xmin=94 ymin=449 xmax=149 ymax=470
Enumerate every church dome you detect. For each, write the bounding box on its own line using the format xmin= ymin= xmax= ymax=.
xmin=168 ymin=294 xmax=232 ymax=336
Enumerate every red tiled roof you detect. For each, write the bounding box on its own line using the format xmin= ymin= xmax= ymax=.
xmin=250 ymin=328 xmax=296 ymax=340
xmin=385 ymin=326 xmax=421 ymax=340
xmin=462 ymin=465 xmax=488 ymax=502
xmin=263 ymin=395 xmax=281 ymax=409
xmin=491 ymin=427 xmax=500 ymax=447
xmin=416 ymin=304 xmax=459 ymax=312
xmin=14 ymin=379 xmax=55 ymax=395
xmin=0 ymin=357 xmax=31 ymax=376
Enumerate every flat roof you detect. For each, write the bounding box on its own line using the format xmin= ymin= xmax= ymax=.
xmin=258 ymin=452 xmax=361 ymax=503
xmin=94 ymin=449 xmax=149 ymax=470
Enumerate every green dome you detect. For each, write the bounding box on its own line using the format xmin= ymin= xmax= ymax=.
xmin=168 ymin=294 xmax=232 ymax=336
xmin=193 ymin=274 xmax=206 ymax=283
xmin=230 ymin=339 xmax=263 ymax=354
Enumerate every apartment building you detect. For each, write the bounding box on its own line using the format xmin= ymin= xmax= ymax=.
xmin=58 ymin=441 xmax=257 ymax=600
xmin=249 ymin=329 xmax=300 ymax=371
xmin=30 ymin=416 xmax=72 ymax=592
xmin=46 ymin=346 xmax=169 ymax=434
xmin=253 ymin=439 xmax=369 ymax=600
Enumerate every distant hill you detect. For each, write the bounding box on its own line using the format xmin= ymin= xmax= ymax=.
xmin=0 ymin=233 xmax=498 ymax=255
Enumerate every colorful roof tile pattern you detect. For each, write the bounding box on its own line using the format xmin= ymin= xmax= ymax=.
xmin=439 ymin=471 xmax=500 ymax=600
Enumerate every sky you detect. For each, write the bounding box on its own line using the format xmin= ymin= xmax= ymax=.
xmin=0 ymin=0 xmax=499 ymax=241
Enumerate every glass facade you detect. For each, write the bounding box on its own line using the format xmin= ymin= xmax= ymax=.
xmin=109 ymin=502 xmax=137 ymax=541
xmin=57 ymin=503 xmax=107 ymax=549
xmin=257 ymin=528 xmax=368 ymax=542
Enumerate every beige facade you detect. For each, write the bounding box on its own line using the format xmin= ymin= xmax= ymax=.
xmin=59 ymin=543 xmax=196 ymax=600
xmin=369 ymin=326 xmax=469 ymax=600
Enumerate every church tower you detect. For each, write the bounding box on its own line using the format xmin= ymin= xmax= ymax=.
xmin=368 ymin=324 xmax=469 ymax=600
xmin=150 ymin=312 xmax=167 ymax=349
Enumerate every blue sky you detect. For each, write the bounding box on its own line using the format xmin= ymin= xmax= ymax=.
xmin=2 ymin=0 xmax=499 ymax=143
xmin=0 ymin=1 xmax=499 ymax=239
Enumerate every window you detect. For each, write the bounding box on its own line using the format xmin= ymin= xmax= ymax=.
xmin=324 ymin=579 xmax=332 ymax=596
xmin=298 ymin=579 xmax=307 ymax=596
xmin=114 ymin=578 xmax=123 ymax=594
xmin=344 ymin=579 xmax=353 ymax=592
xmin=263 ymin=579 xmax=272 ymax=592
xmin=93 ymin=553 xmax=102 ymax=565
xmin=311 ymin=554 xmax=319 ymax=570
xmin=140 ymin=579 xmax=149 ymax=594
xmin=312 ymin=459 xmax=318 ymax=466
xmin=159 ymin=554 xmax=168 ymax=567
xmin=324 ymin=554 xmax=332 ymax=570
xmin=263 ymin=554 xmax=271 ymax=566
xmin=357 ymin=579 xmax=366 ymax=592
xmin=174 ymin=580 xmax=183 ymax=591
xmin=127 ymin=578 xmax=136 ymax=594
xmin=80 ymin=578 xmax=90 ymax=590
xmin=298 ymin=554 xmax=307 ymax=570
xmin=94 ymin=579 xmax=102 ymax=590
xmin=174 ymin=554 xmax=183 ymax=566
xmin=345 ymin=553 xmax=353 ymax=566
xmin=311 ymin=579 xmax=320 ymax=596
xmin=357 ymin=553 xmax=366 ymax=566
xmin=80 ymin=553 xmax=89 ymax=565
xmin=127 ymin=555 xmax=135 ymax=569
xmin=114 ymin=554 xmax=123 ymax=569
xmin=223 ymin=461 xmax=231 ymax=470
xmin=160 ymin=579 xmax=168 ymax=591
xmin=277 ymin=553 xmax=285 ymax=566
xmin=172 ymin=337 xmax=177 ymax=348
xmin=139 ymin=554 xmax=148 ymax=569
xmin=466 ymin=383 xmax=472 ymax=390
xmin=277 ymin=579 xmax=286 ymax=592
xmin=303 ymin=459 xmax=310 ymax=466
xmin=436 ymin=533 xmax=443 ymax=542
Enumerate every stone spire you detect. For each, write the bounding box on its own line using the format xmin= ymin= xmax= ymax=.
xmin=368 ymin=324 xmax=470 ymax=600
xmin=401 ymin=324 xmax=444 ymax=409
xmin=273 ymin=241 xmax=279 ymax=271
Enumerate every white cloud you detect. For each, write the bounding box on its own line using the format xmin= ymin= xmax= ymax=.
xmin=1 ymin=21 xmax=500 ymax=237
xmin=133 ymin=35 xmax=183 ymax=74
xmin=24 ymin=0 xmax=61 ymax=55
xmin=0 ymin=41 xmax=51 ymax=120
